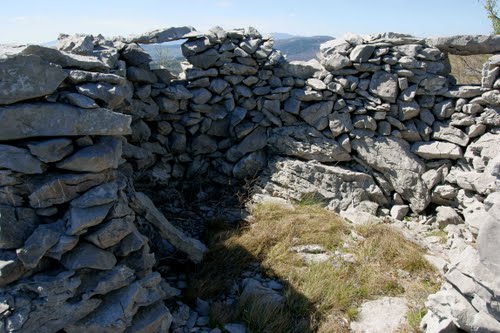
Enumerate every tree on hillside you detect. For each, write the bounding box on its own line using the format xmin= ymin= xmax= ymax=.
xmin=481 ymin=0 xmax=500 ymax=34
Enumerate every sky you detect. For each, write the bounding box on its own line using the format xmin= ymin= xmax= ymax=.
xmin=0 ymin=0 xmax=494 ymax=44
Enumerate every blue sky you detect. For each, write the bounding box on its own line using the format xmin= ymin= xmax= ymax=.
xmin=0 ymin=0 xmax=494 ymax=43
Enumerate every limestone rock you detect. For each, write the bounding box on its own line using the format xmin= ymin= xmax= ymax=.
xmin=16 ymin=224 xmax=60 ymax=269
xmin=259 ymin=157 xmax=387 ymax=212
xmin=351 ymin=297 xmax=408 ymax=333
xmin=369 ymin=71 xmax=398 ymax=103
xmin=29 ymin=171 xmax=116 ymax=208
xmin=391 ymin=205 xmax=410 ymax=220
xmin=67 ymin=203 xmax=114 ymax=235
xmin=281 ymin=59 xmax=324 ymax=79
xmin=268 ymin=125 xmax=351 ymax=162
xmin=71 ymin=182 xmax=118 ymax=208
xmin=21 ymin=44 xmax=109 ymax=70
xmin=0 ymin=207 xmax=38 ymax=249
xmin=61 ymin=242 xmax=117 ymax=270
xmin=411 ymin=141 xmax=463 ymax=160
xmin=57 ymin=137 xmax=122 ymax=173
xmin=128 ymin=26 xmax=195 ymax=44
xmin=352 ymin=136 xmax=429 ymax=213
xmin=0 ymin=144 xmax=45 ymax=174
xmin=28 ymin=138 xmax=74 ymax=163
xmin=0 ymin=54 xmax=67 ymax=105
xmin=436 ymin=206 xmax=463 ymax=228
xmin=427 ymin=34 xmax=500 ymax=55
xmin=0 ymin=103 xmax=131 ymax=141
xmin=130 ymin=192 xmax=207 ymax=263
xmin=300 ymin=101 xmax=334 ymax=131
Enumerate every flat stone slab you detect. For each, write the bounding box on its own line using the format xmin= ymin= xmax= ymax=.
xmin=350 ymin=297 xmax=408 ymax=333
xmin=0 ymin=103 xmax=131 ymax=141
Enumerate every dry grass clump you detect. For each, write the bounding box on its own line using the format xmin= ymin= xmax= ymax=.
xmin=188 ymin=202 xmax=440 ymax=333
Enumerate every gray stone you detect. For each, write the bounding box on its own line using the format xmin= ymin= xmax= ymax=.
xmin=390 ymin=205 xmax=410 ymax=220
xmin=125 ymin=302 xmax=172 ymax=333
xmin=28 ymin=138 xmax=73 ymax=163
xmin=65 ymin=273 xmax=168 ymax=332
xmin=0 ymin=54 xmax=67 ymax=105
xmin=436 ymin=206 xmax=463 ymax=228
xmin=71 ymin=182 xmax=118 ymax=208
xmin=120 ymin=43 xmax=152 ymax=66
xmin=0 ymin=103 xmax=131 ymax=141
xmin=280 ymin=59 xmax=324 ymax=79
xmin=67 ymin=203 xmax=114 ymax=235
xmin=79 ymin=264 xmax=135 ymax=300
xmin=76 ymin=82 xmax=131 ymax=109
xmin=0 ymin=251 xmax=26 ymax=286
xmin=226 ymin=127 xmax=267 ymax=162
xmin=127 ymin=66 xmax=158 ymax=84
xmin=130 ymin=192 xmax=207 ymax=263
xmin=350 ymin=297 xmax=408 ymax=333
xmin=369 ymin=72 xmax=398 ymax=103
xmin=306 ymin=78 xmax=327 ymax=90
xmin=398 ymin=100 xmax=420 ymax=120
xmin=191 ymin=134 xmax=218 ymax=155
xmin=322 ymin=53 xmax=352 ymax=71
xmin=0 ymin=144 xmax=45 ymax=174
xmin=220 ymin=63 xmax=258 ymax=76
xmin=61 ymin=242 xmax=116 ymax=270
xmin=349 ymin=45 xmax=375 ymax=62
xmin=62 ymin=92 xmax=99 ymax=109
xmin=29 ymin=171 xmax=116 ymax=208
xmin=57 ymin=137 xmax=122 ymax=173
xmin=21 ymin=44 xmax=109 ymax=70
xmin=432 ymin=122 xmax=469 ymax=147
xmin=188 ymin=49 xmax=220 ymax=69
xmin=329 ymin=111 xmax=353 ymax=137
xmin=411 ymin=141 xmax=463 ymax=160
xmin=427 ymin=34 xmax=500 ymax=55
xmin=259 ymin=157 xmax=386 ymax=212
xmin=57 ymin=34 xmax=94 ymax=54
xmin=16 ymin=224 xmax=60 ymax=269
xmin=224 ymin=323 xmax=247 ymax=333
xmin=0 ymin=207 xmax=38 ymax=249
xmin=352 ymin=136 xmax=429 ymax=213
xmin=300 ymin=101 xmax=333 ymax=131
xmin=233 ymin=151 xmax=267 ymax=179
xmin=128 ymin=26 xmax=195 ymax=44
xmin=268 ymin=125 xmax=351 ymax=162
xmin=85 ymin=216 xmax=134 ymax=249
xmin=444 ymin=85 xmax=487 ymax=98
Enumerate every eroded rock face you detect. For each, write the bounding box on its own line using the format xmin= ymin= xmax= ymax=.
xmin=0 ymin=103 xmax=131 ymax=140
xmin=352 ymin=136 xmax=430 ymax=213
xmin=0 ymin=54 xmax=67 ymax=105
xmin=258 ymin=157 xmax=387 ymax=212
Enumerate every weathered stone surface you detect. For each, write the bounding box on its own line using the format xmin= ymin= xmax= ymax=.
xmin=0 ymin=251 xmax=26 ymax=286
xmin=369 ymin=72 xmax=398 ymax=103
xmin=351 ymin=297 xmax=408 ymax=333
xmin=71 ymin=182 xmax=118 ymax=208
xmin=0 ymin=103 xmax=131 ymax=141
xmin=349 ymin=44 xmax=375 ymax=62
xmin=226 ymin=127 xmax=267 ymax=162
xmin=125 ymin=302 xmax=172 ymax=333
xmin=281 ymin=59 xmax=324 ymax=79
xmin=76 ymin=82 xmax=131 ymax=109
xmin=21 ymin=44 xmax=109 ymax=70
xmin=0 ymin=144 xmax=45 ymax=174
xmin=436 ymin=206 xmax=463 ymax=228
xmin=130 ymin=192 xmax=207 ymax=263
xmin=0 ymin=206 xmax=38 ymax=249
xmin=300 ymin=101 xmax=333 ymax=131
xmin=352 ymin=136 xmax=430 ymax=212
xmin=477 ymin=192 xmax=500 ymax=275
xmin=411 ymin=141 xmax=463 ymax=160
xmin=427 ymin=34 xmax=500 ymax=55
xmin=85 ymin=216 xmax=134 ymax=249
xmin=0 ymin=270 xmax=101 ymax=333
xmin=65 ymin=273 xmax=168 ymax=333
xmin=322 ymin=53 xmax=352 ymax=71
xmin=0 ymin=54 xmax=67 ymax=105
xmin=259 ymin=157 xmax=386 ymax=212
xmin=268 ymin=125 xmax=351 ymax=162
xmin=57 ymin=137 xmax=122 ymax=173
xmin=62 ymin=92 xmax=99 ymax=109
xmin=432 ymin=122 xmax=469 ymax=147
xmin=61 ymin=242 xmax=116 ymax=270
xmin=391 ymin=205 xmax=410 ymax=220
xmin=127 ymin=26 xmax=195 ymax=44
xmin=67 ymin=203 xmax=114 ymax=235
xmin=233 ymin=151 xmax=267 ymax=179
xmin=16 ymin=224 xmax=60 ymax=269
xmin=29 ymin=171 xmax=116 ymax=208
xmin=28 ymin=138 xmax=74 ymax=163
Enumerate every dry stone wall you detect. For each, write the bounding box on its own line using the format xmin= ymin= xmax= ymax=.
xmin=0 ymin=26 xmax=499 ymax=332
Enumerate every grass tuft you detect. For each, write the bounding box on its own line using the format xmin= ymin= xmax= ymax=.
xmin=188 ymin=202 xmax=440 ymax=332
